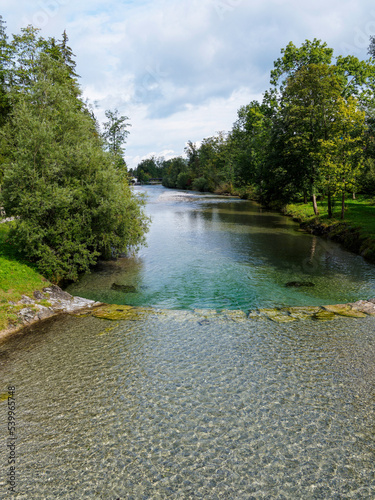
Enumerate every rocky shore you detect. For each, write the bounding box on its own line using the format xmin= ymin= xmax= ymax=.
xmin=2 ymin=286 xmax=375 ymax=344
xmin=0 ymin=285 xmax=102 ymax=342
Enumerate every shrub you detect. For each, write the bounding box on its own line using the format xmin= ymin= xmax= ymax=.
xmin=0 ymin=54 xmax=149 ymax=283
xmin=176 ymin=172 xmax=191 ymax=189
xmin=192 ymin=177 xmax=210 ymax=192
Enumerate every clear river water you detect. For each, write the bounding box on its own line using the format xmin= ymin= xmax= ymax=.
xmin=1 ymin=186 xmax=375 ymax=498
xmin=67 ymin=186 xmax=375 ymax=310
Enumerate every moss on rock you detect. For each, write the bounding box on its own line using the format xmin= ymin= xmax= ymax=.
xmin=92 ymin=304 xmax=152 ymax=321
xmin=258 ymin=308 xmax=297 ymax=323
xmin=281 ymin=306 xmax=321 ymax=320
xmin=323 ymin=304 xmax=367 ymax=318
xmin=312 ymin=310 xmax=337 ymax=321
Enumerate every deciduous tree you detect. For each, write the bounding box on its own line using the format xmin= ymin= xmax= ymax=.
xmin=0 ymin=53 xmax=148 ymax=282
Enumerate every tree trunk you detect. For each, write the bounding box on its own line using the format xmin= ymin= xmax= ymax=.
xmin=341 ymin=190 xmax=345 ymax=219
xmin=312 ymin=193 xmax=319 ymax=216
xmin=327 ymin=189 xmax=332 ymax=218
xmin=304 ymin=191 xmax=308 ymax=204
xmin=353 ymin=191 xmax=356 ymax=200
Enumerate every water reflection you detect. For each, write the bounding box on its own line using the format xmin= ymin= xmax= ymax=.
xmin=66 ymin=186 xmax=375 ymax=309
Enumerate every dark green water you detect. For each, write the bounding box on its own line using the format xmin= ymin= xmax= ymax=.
xmin=2 ymin=185 xmax=375 ymax=498
xmin=67 ymin=186 xmax=375 ymax=310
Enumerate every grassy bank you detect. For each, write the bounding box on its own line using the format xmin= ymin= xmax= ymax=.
xmin=283 ymin=195 xmax=375 ymax=261
xmin=0 ymin=222 xmax=50 ymax=331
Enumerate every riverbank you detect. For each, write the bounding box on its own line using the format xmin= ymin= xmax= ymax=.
xmin=283 ymin=195 xmax=375 ymax=263
xmin=0 ymin=284 xmax=102 ymax=343
xmin=0 ymin=222 xmax=101 ymax=341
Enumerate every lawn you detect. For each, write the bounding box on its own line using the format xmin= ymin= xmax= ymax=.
xmin=284 ymin=195 xmax=375 ymax=237
xmin=0 ymin=223 xmax=49 ymax=331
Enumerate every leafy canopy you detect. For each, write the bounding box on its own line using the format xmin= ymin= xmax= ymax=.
xmin=0 ymin=48 xmax=148 ymax=282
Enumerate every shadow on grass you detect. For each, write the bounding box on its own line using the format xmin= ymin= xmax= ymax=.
xmin=0 ymin=223 xmax=41 ymax=274
xmin=288 ymin=197 xmax=375 ymax=235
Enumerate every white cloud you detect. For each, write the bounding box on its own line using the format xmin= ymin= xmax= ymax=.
xmin=2 ymin=0 xmax=375 ymax=168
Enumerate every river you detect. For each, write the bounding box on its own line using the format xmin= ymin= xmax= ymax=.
xmin=1 ymin=186 xmax=375 ymax=498
xmin=67 ymin=186 xmax=375 ymax=310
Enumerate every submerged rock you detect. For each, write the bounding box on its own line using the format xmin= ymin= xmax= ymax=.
xmin=285 ymin=281 xmax=315 ymax=288
xmin=323 ymin=304 xmax=367 ymax=318
xmin=92 ymin=304 xmax=152 ymax=320
xmin=111 ymin=283 xmax=137 ymax=293
xmin=312 ymin=310 xmax=337 ymax=321
xmin=222 ymin=310 xmax=248 ymax=322
xmin=350 ymin=300 xmax=375 ymax=316
xmin=248 ymin=310 xmax=267 ymax=320
xmin=280 ymin=306 xmax=321 ymax=320
xmin=258 ymin=308 xmax=297 ymax=323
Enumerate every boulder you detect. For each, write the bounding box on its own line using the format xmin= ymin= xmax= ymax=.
xmin=323 ymin=304 xmax=367 ymax=318
xmin=111 ymin=283 xmax=137 ymax=293
xmin=285 ymin=281 xmax=315 ymax=288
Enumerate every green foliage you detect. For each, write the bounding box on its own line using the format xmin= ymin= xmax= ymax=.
xmin=0 ymin=16 xmax=11 ymax=127
xmin=0 ymin=52 xmax=148 ymax=283
xmin=8 ymin=25 xmax=49 ymax=91
xmin=176 ymin=171 xmax=190 ymax=189
xmin=270 ymin=39 xmax=334 ymax=89
xmin=102 ymin=108 xmax=130 ymax=165
xmin=230 ymin=101 xmax=271 ymax=190
xmin=274 ymin=64 xmax=354 ymax=212
xmin=134 ymin=156 xmax=165 ymax=183
xmin=0 ymin=223 xmax=49 ymax=331
xmin=58 ymin=30 xmax=79 ymax=78
xmin=359 ymin=158 xmax=375 ymax=194
xmin=261 ymin=43 xmax=371 ymax=213
xmin=162 ymin=157 xmax=188 ymax=188
xmin=192 ymin=177 xmax=210 ymax=192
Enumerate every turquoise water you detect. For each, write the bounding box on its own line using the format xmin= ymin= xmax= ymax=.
xmin=67 ymin=185 xmax=375 ymax=310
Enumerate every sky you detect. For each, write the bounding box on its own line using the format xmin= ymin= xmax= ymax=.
xmin=1 ymin=0 xmax=375 ymax=169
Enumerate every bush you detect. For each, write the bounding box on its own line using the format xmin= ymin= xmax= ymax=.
xmin=176 ymin=172 xmax=191 ymax=189
xmin=358 ymin=158 xmax=375 ymax=195
xmin=192 ymin=177 xmax=210 ymax=192
xmin=0 ymin=54 xmax=149 ymax=283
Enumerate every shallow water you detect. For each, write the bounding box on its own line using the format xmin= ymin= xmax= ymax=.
xmin=1 ymin=312 xmax=375 ymax=498
xmin=67 ymin=186 xmax=375 ymax=310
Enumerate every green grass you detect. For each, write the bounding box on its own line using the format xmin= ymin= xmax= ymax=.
xmin=284 ymin=195 xmax=375 ymax=237
xmin=0 ymin=223 xmax=50 ymax=331
xmin=284 ymin=195 xmax=375 ymax=261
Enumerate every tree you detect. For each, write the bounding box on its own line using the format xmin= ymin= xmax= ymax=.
xmin=316 ymin=97 xmax=365 ymax=218
xmin=8 ymin=25 xmax=48 ymax=91
xmin=230 ymin=101 xmax=271 ymax=191
xmin=270 ymin=39 xmax=334 ymax=90
xmin=58 ymin=30 xmax=78 ymax=78
xmin=185 ymin=140 xmax=200 ymax=178
xmin=197 ymin=133 xmax=228 ymax=191
xmin=162 ymin=157 xmax=188 ymax=188
xmin=0 ymin=16 xmax=11 ymax=126
xmin=279 ymin=64 xmax=366 ymax=216
xmin=102 ymin=108 xmax=131 ymax=173
xmin=265 ymin=40 xmax=374 ymax=209
xmin=0 ymin=53 xmax=148 ymax=282
xmin=135 ymin=156 xmax=165 ymax=183
xmin=369 ymin=35 xmax=375 ymax=59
